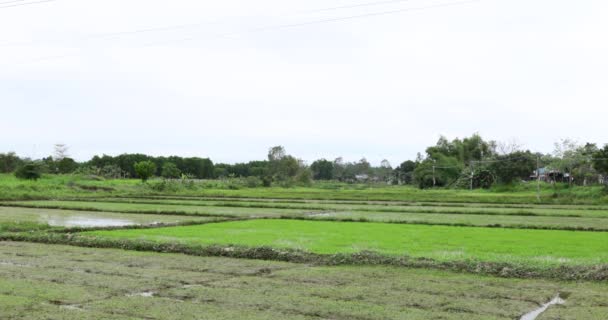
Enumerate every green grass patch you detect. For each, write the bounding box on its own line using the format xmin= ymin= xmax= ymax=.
xmin=2 ymin=242 xmax=607 ymax=319
xmin=305 ymin=211 xmax=608 ymax=231
xmin=3 ymin=173 xmax=608 ymax=205
xmin=88 ymin=197 xmax=608 ymax=219
xmin=83 ymin=219 xmax=608 ymax=268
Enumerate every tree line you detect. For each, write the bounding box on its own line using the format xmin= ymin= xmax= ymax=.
xmin=2 ymin=136 xmax=608 ymax=188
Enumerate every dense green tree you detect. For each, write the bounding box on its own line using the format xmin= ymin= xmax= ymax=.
xmin=56 ymin=157 xmax=78 ymax=174
xmin=14 ymin=162 xmax=42 ymax=180
xmin=161 ymin=162 xmax=181 ymax=179
xmin=310 ymin=159 xmax=334 ymax=180
xmin=295 ymin=168 xmax=313 ymax=186
xmin=394 ymin=160 xmax=417 ymax=184
xmin=488 ymin=151 xmax=536 ymax=184
xmin=376 ymin=159 xmax=393 ymax=182
xmin=0 ymin=152 xmax=22 ymax=173
xmin=414 ymin=155 xmax=461 ymax=188
xmin=267 ymin=146 xmax=299 ymax=183
xmin=426 ymin=133 xmax=495 ymax=165
xmin=592 ymin=145 xmax=608 ymax=178
xmin=134 ymin=161 xmax=157 ymax=182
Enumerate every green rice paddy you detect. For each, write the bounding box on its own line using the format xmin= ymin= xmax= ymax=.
xmin=84 ymin=219 xmax=608 ymax=267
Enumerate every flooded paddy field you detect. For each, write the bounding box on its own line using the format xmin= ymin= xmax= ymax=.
xmin=2 ymin=195 xmax=608 ymax=319
xmin=3 ymin=200 xmax=313 ymax=218
xmin=1 ymin=242 xmax=607 ymax=320
xmin=0 ymin=207 xmax=219 ymax=228
xmin=59 ymin=197 xmax=608 ymax=218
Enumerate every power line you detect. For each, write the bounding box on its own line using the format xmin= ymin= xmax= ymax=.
xmin=0 ymin=0 xmax=28 ymax=5
xmin=7 ymin=0 xmax=482 ymax=65
xmin=0 ymin=0 xmax=56 ymax=9
xmin=146 ymin=0 xmax=481 ymax=46
xmin=301 ymin=0 xmax=416 ymax=13
xmin=0 ymin=0 xmax=472 ymax=48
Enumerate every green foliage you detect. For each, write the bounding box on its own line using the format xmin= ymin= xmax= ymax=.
xmin=295 ymin=168 xmax=313 ymax=186
xmin=14 ymin=162 xmax=42 ymax=180
xmin=57 ymin=157 xmax=78 ymax=174
xmin=85 ymin=219 xmax=608 ymax=268
xmin=89 ymin=154 xmax=214 ymax=179
xmin=267 ymin=146 xmax=300 ymax=184
xmin=245 ymin=176 xmax=262 ymax=188
xmin=0 ymin=152 xmax=22 ymax=173
xmin=593 ymin=145 xmax=608 ymax=177
xmin=489 ymin=151 xmax=536 ymax=184
xmin=394 ymin=160 xmax=417 ymax=185
xmin=310 ymin=159 xmax=334 ymax=180
xmin=161 ymin=162 xmax=181 ymax=179
xmin=414 ymin=156 xmax=461 ymax=188
xmin=472 ymin=169 xmax=495 ymax=189
xmin=134 ymin=161 xmax=157 ymax=182
xmin=426 ymin=133 xmax=495 ymax=164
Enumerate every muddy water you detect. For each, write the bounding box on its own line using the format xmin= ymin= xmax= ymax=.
xmin=520 ymin=296 xmax=565 ymax=320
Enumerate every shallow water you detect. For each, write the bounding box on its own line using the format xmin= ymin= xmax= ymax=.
xmin=44 ymin=215 xmax=138 ymax=227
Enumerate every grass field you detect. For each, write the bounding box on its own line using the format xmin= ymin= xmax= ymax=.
xmin=2 ymin=174 xmax=608 ymax=318
xmin=84 ymin=197 xmax=608 ymax=218
xmin=7 ymin=199 xmax=608 ymax=231
xmin=84 ymin=219 xmax=608 ymax=267
xmin=2 ymin=173 xmax=607 ymax=204
xmin=1 ymin=242 xmax=607 ymax=320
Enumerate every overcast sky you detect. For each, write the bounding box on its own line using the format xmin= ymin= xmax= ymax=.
xmin=1 ymin=0 xmax=606 ymax=165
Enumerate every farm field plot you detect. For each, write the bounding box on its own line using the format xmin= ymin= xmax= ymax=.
xmin=307 ymin=210 xmax=608 ymax=230
xmin=119 ymin=195 xmax=608 ymax=210
xmin=8 ymin=199 xmax=608 ymax=231
xmin=84 ymin=219 xmax=608 ymax=267
xmin=2 ymin=200 xmax=312 ymax=218
xmin=1 ymin=242 xmax=607 ymax=320
xmin=87 ymin=197 xmax=608 ymax=218
xmin=0 ymin=207 xmax=217 ymax=228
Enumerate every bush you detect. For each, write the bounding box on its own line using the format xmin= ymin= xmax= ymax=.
xmin=14 ymin=162 xmax=42 ymax=180
xmin=161 ymin=162 xmax=181 ymax=179
xmin=262 ymin=176 xmax=272 ymax=187
xmin=134 ymin=161 xmax=157 ymax=182
xmin=245 ymin=176 xmax=262 ymax=188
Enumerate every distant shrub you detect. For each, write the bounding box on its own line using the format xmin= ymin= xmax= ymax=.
xmin=134 ymin=161 xmax=156 ymax=182
xmin=262 ymin=176 xmax=272 ymax=187
xmin=161 ymin=162 xmax=181 ymax=179
xmin=295 ymin=170 xmax=313 ymax=187
xmin=245 ymin=176 xmax=262 ymax=188
xmin=15 ymin=162 xmax=42 ymax=180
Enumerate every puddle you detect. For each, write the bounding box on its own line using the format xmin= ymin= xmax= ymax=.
xmin=45 ymin=216 xmax=136 ymax=227
xmin=520 ymin=296 xmax=565 ymax=320
xmin=127 ymin=291 xmax=156 ymax=297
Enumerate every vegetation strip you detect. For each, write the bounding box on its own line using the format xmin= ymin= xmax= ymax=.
xmin=71 ymin=198 xmax=608 ymax=217
xmin=6 ymin=200 xmax=608 ymax=231
xmin=1 ymin=233 xmax=607 ymax=281
xmin=7 ymin=199 xmax=608 ymax=219
xmin=275 ymin=216 xmax=608 ymax=232
xmin=5 ymin=241 xmax=608 ymax=320
xmin=115 ymin=195 xmax=608 ymax=211
xmin=82 ymin=220 xmax=608 ymax=268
